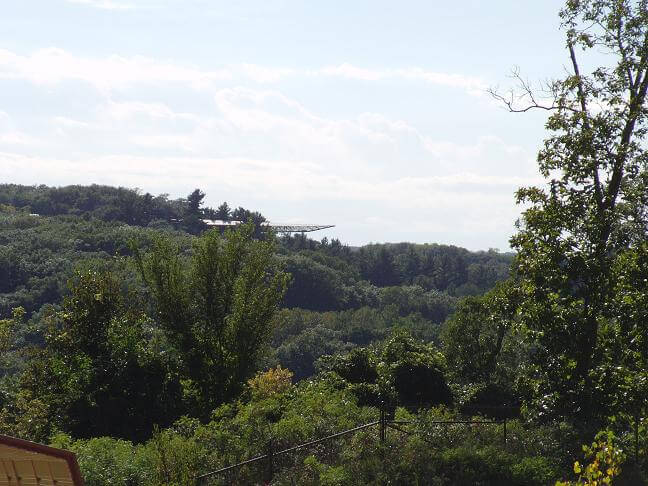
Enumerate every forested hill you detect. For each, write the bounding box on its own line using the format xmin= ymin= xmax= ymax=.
xmin=3 ymin=3 xmax=648 ymax=482
xmin=0 ymin=183 xmax=511 ymax=318
xmin=0 ymin=183 xmax=511 ymax=382
xmin=0 ymin=183 xmax=264 ymax=230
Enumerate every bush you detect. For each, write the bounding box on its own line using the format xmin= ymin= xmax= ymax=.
xmin=50 ymin=434 xmax=154 ymax=486
xmin=511 ymin=456 xmax=560 ymax=486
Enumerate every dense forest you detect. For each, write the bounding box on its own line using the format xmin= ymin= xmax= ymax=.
xmin=0 ymin=183 xmax=510 ymax=385
xmin=0 ymin=185 xmax=540 ymax=484
xmin=2 ymin=2 xmax=648 ymax=484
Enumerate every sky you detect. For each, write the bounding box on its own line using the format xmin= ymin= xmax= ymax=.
xmin=0 ymin=0 xmax=571 ymax=250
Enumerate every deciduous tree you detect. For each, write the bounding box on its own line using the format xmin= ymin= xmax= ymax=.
xmin=493 ymin=0 xmax=648 ymax=425
xmin=136 ymin=224 xmax=289 ymax=420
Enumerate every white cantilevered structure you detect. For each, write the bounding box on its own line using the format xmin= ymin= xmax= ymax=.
xmin=202 ymin=220 xmax=334 ymax=234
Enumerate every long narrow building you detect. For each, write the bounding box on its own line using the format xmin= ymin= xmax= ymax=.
xmin=202 ymin=220 xmax=334 ymax=234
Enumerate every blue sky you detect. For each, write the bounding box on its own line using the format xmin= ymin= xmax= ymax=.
xmin=1 ymin=0 xmax=570 ymax=249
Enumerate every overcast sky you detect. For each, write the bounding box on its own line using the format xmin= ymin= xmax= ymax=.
xmin=0 ymin=0 xmax=570 ymax=250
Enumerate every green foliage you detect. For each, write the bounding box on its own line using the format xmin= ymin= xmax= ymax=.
xmin=182 ymin=188 xmax=207 ymax=235
xmin=37 ymin=371 xmax=582 ymax=486
xmin=300 ymin=455 xmax=350 ymax=486
xmin=0 ymin=307 xmax=24 ymax=360
xmin=187 ymin=378 xmax=375 ymax=484
xmin=502 ymin=0 xmax=648 ymax=426
xmin=278 ymin=236 xmax=511 ymax=312
xmin=136 ymin=224 xmax=289 ymax=419
xmin=512 ymin=456 xmax=561 ymax=486
xmin=214 ymin=202 xmax=231 ymax=220
xmin=320 ymin=331 xmax=452 ymax=410
xmin=51 ymin=433 xmax=155 ymax=486
xmin=280 ymin=253 xmax=348 ymax=311
xmin=379 ymin=285 xmax=457 ymax=322
xmin=270 ymin=300 xmax=447 ymax=381
xmin=6 ymin=2 xmax=648 ymax=483
xmin=0 ymin=385 xmax=52 ymax=443
xmin=556 ymin=430 xmax=625 ymax=485
xmin=15 ymin=270 xmax=182 ymax=442
xmin=148 ymin=427 xmax=206 ymax=486
xmin=441 ymin=281 xmax=527 ymax=417
xmin=312 ymin=411 xmax=564 ymax=486
xmin=0 ymin=210 xmax=191 ymax=318
xmin=49 ymin=430 xmax=205 ymax=486
xmin=0 ymin=184 xmax=510 ymax=327
xmin=0 ymin=184 xmax=183 ymax=226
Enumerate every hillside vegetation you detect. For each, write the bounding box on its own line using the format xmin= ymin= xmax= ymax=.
xmin=3 ymin=3 xmax=648 ymax=479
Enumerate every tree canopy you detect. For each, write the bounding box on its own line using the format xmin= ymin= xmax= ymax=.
xmin=494 ymin=0 xmax=648 ymax=426
xmin=135 ymin=224 xmax=289 ymax=420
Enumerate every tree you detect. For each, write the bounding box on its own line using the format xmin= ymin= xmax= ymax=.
xmin=493 ymin=0 xmax=648 ymax=425
xmin=441 ymin=282 xmax=522 ymax=385
xmin=184 ymin=189 xmax=207 ymax=234
xmin=135 ymin=224 xmax=289 ymax=420
xmin=441 ymin=282 xmax=527 ymax=418
xmin=320 ymin=331 xmax=452 ymax=410
xmin=359 ymin=245 xmax=400 ymax=287
xmin=280 ymin=254 xmax=347 ymax=311
xmin=186 ymin=189 xmax=205 ymax=215
xmin=215 ymin=202 xmax=231 ymax=221
xmin=13 ymin=271 xmax=182 ymax=442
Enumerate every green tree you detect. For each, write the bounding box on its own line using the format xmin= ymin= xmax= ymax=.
xmin=183 ymin=189 xmax=206 ymax=234
xmin=11 ymin=271 xmax=182 ymax=442
xmin=136 ymin=224 xmax=289 ymax=420
xmin=280 ymin=253 xmax=347 ymax=311
xmin=215 ymin=202 xmax=231 ymax=221
xmin=493 ymin=0 xmax=648 ymax=424
xmin=442 ymin=282 xmax=523 ymax=385
xmin=186 ymin=188 xmax=205 ymax=215
xmin=441 ymin=282 xmax=527 ymax=417
xmin=320 ymin=331 xmax=452 ymax=410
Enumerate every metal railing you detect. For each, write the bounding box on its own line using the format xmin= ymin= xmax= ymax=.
xmin=196 ymin=408 xmax=508 ymax=484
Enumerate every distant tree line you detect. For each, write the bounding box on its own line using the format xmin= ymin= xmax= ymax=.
xmin=0 ymin=185 xmax=512 ymax=321
xmin=0 ymin=184 xmax=263 ymax=235
xmin=278 ymin=235 xmax=512 ymax=311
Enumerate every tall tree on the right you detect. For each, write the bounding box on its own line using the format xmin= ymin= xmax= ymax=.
xmin=493 ymin=0 xmax=648 ymax=426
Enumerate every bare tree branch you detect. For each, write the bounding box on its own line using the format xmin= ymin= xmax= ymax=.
xmin=487 ymin=67 xmax=560 ymax=112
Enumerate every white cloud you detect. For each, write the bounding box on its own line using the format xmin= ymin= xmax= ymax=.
xmin=318 ymin=64 xmax=384 ymax=81
xmin=238 ymin=64 xmax=297 ymax=83
xmin=23 ymin=84 xmax=532 ymax=185
xmin=0 ymin=111 xmax=40 ymax=146
xmin=0 ymin=87 xmax=534 ymax=207
xmin=65 ymin=0 xmax=134 ymax=10
xmin=0 ymin=48 xmax=487 ymax=97
xmin=103 ymin=100 xmax=198 ymax=121
xmin=316 ymin=63 xmax=488 ymax=95
xmin=0 ymin=48 xmax=232 ymax=91
xmin=0 ymin=152 xmax=533 ymax=205
xmin=0 ymin=132 xmax=39 ymax=146
xmin=0 ymin=111 xmax=11 ymax=129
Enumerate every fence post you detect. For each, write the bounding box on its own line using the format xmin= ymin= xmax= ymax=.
xmin=266 ymin=439 xmax=274 ymax=484
xmin=635 ymin=411 xmax=639 ymax=465
xmin=379 ymin=402 xmax=386 ymax=486
xmin=380 ymin=402 xmax=386 ymax=443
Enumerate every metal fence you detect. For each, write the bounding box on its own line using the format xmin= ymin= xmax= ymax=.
xmin=196 ymin=408 xmax=508 ymax=484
